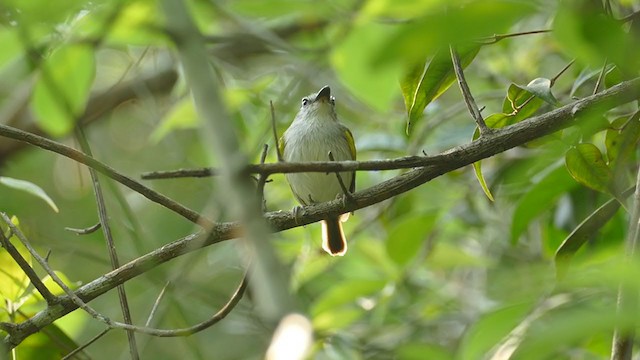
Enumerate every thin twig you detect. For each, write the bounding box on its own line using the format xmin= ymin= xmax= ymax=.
xmin=450 ymin=45 xmax=490 ymax=135
xmin=65 ymin=222 xmax=102 ymax=235
xmin=0 ymin=212 xmax=115 ymax=326
xmin=256 ymin=144 xmax=270 ymax=210
xmin=145 ymin=282 xmax=172 ymax=327
xmin=328 ymin=151 xmax=353 ymax=202
xmin=594 ymin=58 xmax=608 ymax=95
xmin=61 ymin=328 xmax=111 ymax=360
xmin=550 ymin=59 xmax=575 ymax=86
xmin=478 ymin=29 xmax=551 ymax=44
xmin=271 ymin=101 xmax=282 ymax=161
xmin=0 ymin=229 xmax=57 ymax=305
xmin=74 ymin=128 xmax=139 ymax=360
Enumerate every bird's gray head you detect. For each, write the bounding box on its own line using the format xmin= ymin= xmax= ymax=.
xmin=296 ymin=85 xmax=337 ymax=121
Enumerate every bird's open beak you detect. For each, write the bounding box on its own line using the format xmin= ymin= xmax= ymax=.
xmin=315 ymin=85 xmax=331 ymax=103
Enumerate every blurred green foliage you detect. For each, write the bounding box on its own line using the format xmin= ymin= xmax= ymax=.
xmin=1 ymin=0 xmax=640 ymax=359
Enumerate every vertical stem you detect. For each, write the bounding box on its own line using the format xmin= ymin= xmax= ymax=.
xmin=611 ymin=166 xmax=640 ymax=360
xmin=449 ymin=45 xmax=490 ymax=135
xmin=160 ymin=0 xmax=293 ymax=321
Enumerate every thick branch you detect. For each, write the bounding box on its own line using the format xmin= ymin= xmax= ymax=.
xmin=4 ymin=77 xmax=640 ymax=349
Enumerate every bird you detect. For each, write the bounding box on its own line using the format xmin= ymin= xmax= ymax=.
xmin=280 ymin=85 xmax=356 ymax=256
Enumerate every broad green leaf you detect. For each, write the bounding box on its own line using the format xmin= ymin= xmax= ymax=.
xmin=385 ymin=214 xmax=437 ymax=266
xmin=2 ymin=0 xmax=84 ymax=25
xmin=502 ymin=83 xmax=544 ymax=122
xmin=31 ymin=44 xmax=96 ymax=137
xmin=0 ymin=177 xmax=59 ymax=212
xmin=401 ymin=45 xmax=480 ymax=134
xmin=555 ymin=191 xmax=632 ymax=279
xmin=459 ymin=302 xmax=533 ymax=360
xmin=605 ymin=112 xmax=640 ymax=169
xmin=471 ymin=127 xmax=495 ymax=201
xmin=511 ymin=166 xmax=578 ymax=244
xmin=517 ymin=78 xmax=559 ymax=107
xmin=0 ymin=216 xmax=32 ymax=303
xmin=565 ymin=144 xmax=612 ymax=194
xmin=331 ymin=22 xmax=402 ymax=112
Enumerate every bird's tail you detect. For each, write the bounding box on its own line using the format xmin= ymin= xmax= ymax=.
xmin=321 ymin=216 xmax=347 ymax=256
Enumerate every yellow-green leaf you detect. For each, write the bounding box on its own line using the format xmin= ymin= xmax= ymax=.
xmin=565 ymin=144 xmax=612 ymax=194
xmin=0 ymin=177 xmax=59 ymax=212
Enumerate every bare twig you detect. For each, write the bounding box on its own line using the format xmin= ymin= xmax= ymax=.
xmin=145 ymin=282 xmax=172 ymax=327
xmin=61 ymin=328 xmax=111 ymax=360
xmin=594 ymin=58 xmax=608 ymax=95
xmin=65 ymin=222 xmax=102 ymax=235
xmin=74 ymin=128 xmax=139 ymax=359
xmin=478 ymin=29 xmax=551 ymax=44
xmin=0 ymin=229 xmax=56 ymax=305
xmin=271 ymin=101 xmax=282 ymax=162
xmin=550 ymin=60 xmax=575 ymax=86
xmin=328 ymin=151 xmax=353 ymax=202
xmin=450 ymin=45 xmax=490 ymax=135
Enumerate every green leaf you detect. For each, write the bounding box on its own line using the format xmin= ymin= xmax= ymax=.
xmin=0 ymin=216 xmax=32 ymax=303
xmin=471 ymin=127 xmax=495 ymax=201
xmin=605 ymin=112 xmax=640 ymax=169
xmin=565 ymin=144 xmax=612 ymax=194
xmin=459 ymin=302 xmax=533 ymax=360
xmin=517 ymin=78 xmax=559 ymax=107
xmin=511 ymin=166 xmax=578 ymax=244
xmin=31 ymin=44 xmax=96 ymax=137
xmin=385 ymin=214 xmax=437 ymax=266
xmin=502 ymin=83 xmax=544 ymax=122
xmin=555 ymin=193 xmax=628 ymax=279
xmin=401 ymin=45 xmax=480 ymax=134
xmin=0 ymin=177 xmax=59 ymax=212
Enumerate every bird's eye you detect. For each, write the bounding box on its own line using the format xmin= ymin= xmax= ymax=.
xmin=302 ymin=98 xmax=309 ymax=106
xmin=330 ymin=96 xmax=336 ymax=105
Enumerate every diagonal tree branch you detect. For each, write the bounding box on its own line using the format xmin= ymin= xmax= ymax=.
xmin=3 ymin=76 xmax=640 ymax=349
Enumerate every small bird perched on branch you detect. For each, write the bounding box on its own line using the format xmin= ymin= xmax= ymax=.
xmin=280 ymin=85 xmax=356 ymax=256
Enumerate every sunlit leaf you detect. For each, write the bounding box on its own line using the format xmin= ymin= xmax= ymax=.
xmin=565 ymin=143 xmax=612 ymax=194
xmin=517 ymin=78 xmax=559 ymax=107
xmin=502 ymin=83 xmax=544 ymax=122
xmin=471 ymin=127 xmax=495 ymax=201
xmin=31 ymin=44 xmax=96 ymax=136
xmin=0 ymin=177 xmax=59 ymax=212
xmin=386 ymin=214 xmax=437 ymax=265
xmin=0 ymin=216 xmax=32 ymax=303
xmin=401 ymin=45 xmax=480 ymax=134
